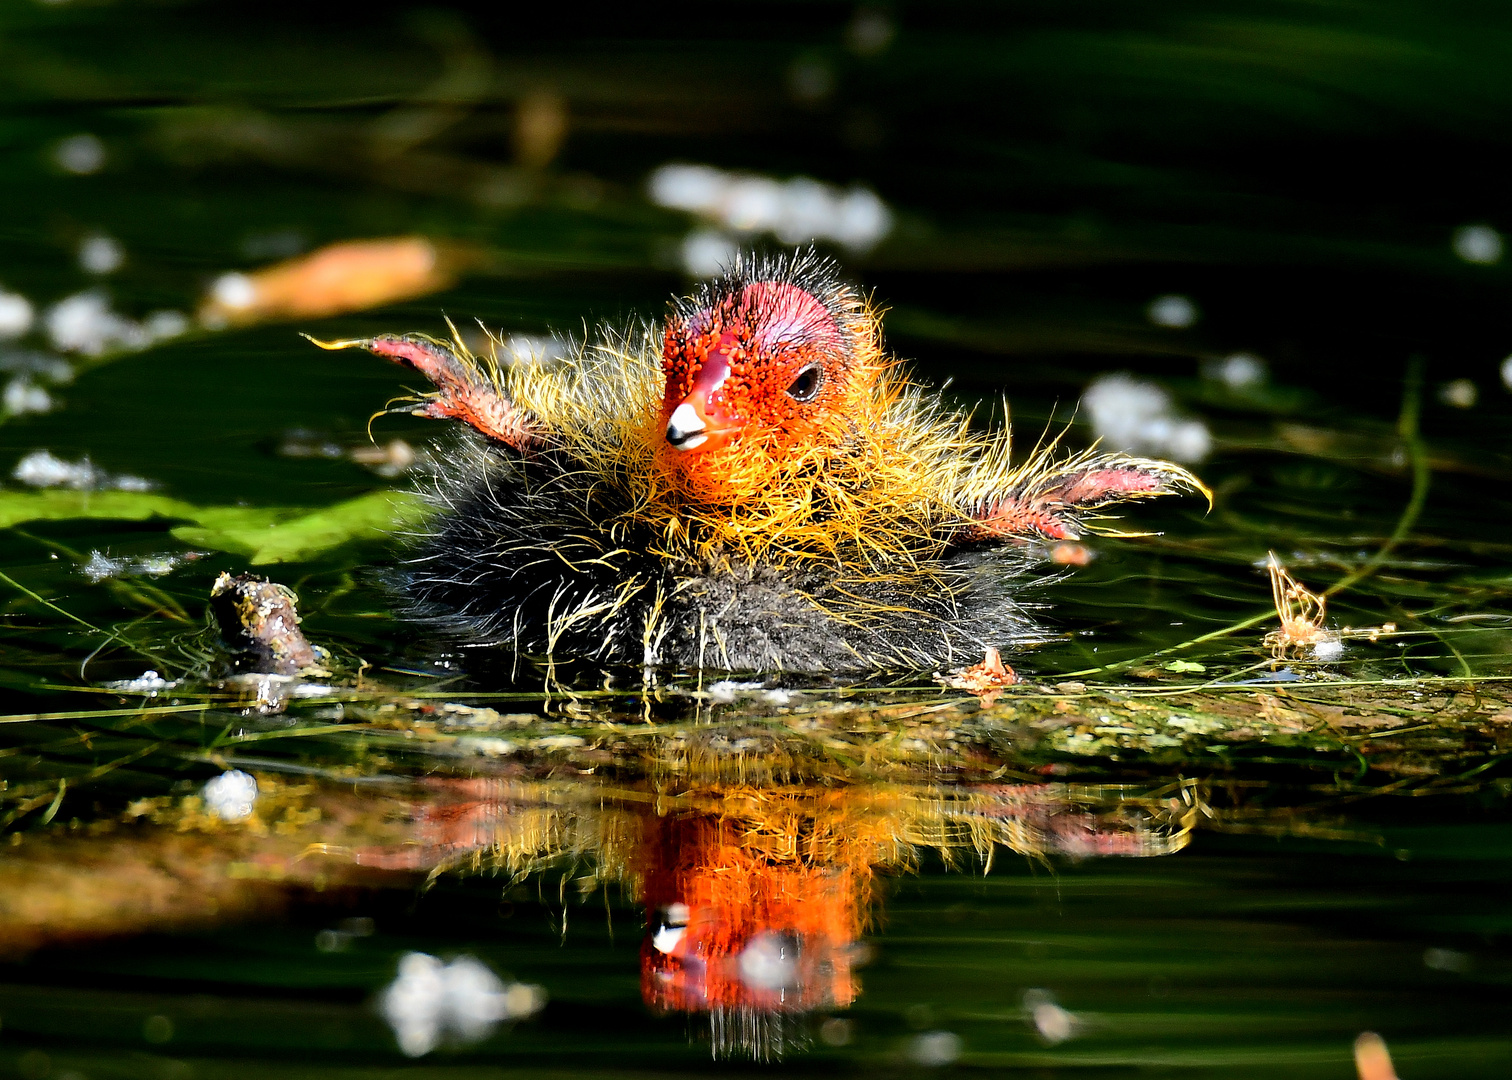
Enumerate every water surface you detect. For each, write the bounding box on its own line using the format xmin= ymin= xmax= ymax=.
xmin=3 ymin=3 xmax=1512 ymax=1076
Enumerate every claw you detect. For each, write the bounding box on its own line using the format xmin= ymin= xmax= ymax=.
xmin=307 ymin=333 xmax=543 ymax=450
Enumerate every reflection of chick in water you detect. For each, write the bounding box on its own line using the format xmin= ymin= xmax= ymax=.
xmin=339 ymin=775 xmax=1191 ymax=1059
xmin=630 ymin=783 xmax=1194 ymax=1059
xmin=639 ymin=812 xmax=868 ymax=1058
xmin=0 ymin=758 xmax=1195 ymax=1060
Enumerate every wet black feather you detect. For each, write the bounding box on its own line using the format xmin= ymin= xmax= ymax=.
xmin=399 ymin=436 xmax=1045 ymax=673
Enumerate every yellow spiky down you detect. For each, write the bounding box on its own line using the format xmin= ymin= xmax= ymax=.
xmin=476 ymin=319 xmax=1200 ymax=575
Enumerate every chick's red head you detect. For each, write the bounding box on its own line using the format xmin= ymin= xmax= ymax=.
xmin=660 ymin=259 xmax=873 ymax=501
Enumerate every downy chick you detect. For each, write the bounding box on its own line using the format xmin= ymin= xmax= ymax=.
xmin=315 ymin=251 xmax=1203 ymax=672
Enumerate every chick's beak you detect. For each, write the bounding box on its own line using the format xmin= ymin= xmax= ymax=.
xmin=665 ymin=346 xmax=735 ymax=452
xmin=665 ymin=401 xmax=707 ymax=450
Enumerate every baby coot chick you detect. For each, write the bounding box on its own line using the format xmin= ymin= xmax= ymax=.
xmin=316 ymin=251 xmax=1202 ymax=672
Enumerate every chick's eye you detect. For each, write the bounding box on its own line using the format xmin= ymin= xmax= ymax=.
xmin=785 ymin=364 xmax=824 ymax=403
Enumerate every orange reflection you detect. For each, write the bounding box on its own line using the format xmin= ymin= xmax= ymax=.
xmin=331 ymin=775 xmax=1194 ymax=1057
xmin=639 ymin=813 xmax=866 ymax=1023
xmin=1 ymin=761 xmax=1197 ymax=1059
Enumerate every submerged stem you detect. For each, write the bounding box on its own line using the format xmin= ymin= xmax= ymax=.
xmin=1324 ymin=356 xmax=1429 ymax=598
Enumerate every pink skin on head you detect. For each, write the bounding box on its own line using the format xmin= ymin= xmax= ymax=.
xmin=663 ymin=281 xmax=847 ymax=454
xmin=742 ymin=282 xmax=842 ymax=353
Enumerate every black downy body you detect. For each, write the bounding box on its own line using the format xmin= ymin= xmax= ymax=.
xmin=404 ymin=436 xmax=1042 ymax=673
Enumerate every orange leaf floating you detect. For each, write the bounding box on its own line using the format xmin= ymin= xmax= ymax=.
xmin=937 ymin=646 xmax=1021 ymax=706
xmin=1353 ymin=1033 xmax=1399 ymax=1080
xmin=1049 ymin=541 xmax=1093 ymax=566
xmin=200 ymin=237 xmax=463 ymax=327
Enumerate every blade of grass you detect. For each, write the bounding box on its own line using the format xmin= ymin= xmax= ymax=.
xmin=1323 ymin=357 xmax=1429 ymax=598
xmin=0 ymin=703 xmax=215 ymax=724
xmin=38 ymin=779 xmax=66 ymax=825
xmin=8 ymin=527 xmax=192 ymax=623
xmin=0 ymin=568 xmax=172 ymax=675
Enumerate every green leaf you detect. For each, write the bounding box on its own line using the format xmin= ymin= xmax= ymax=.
xmin=1164 ymin=660 xmax=1207 ymax=673
xmin=0 ymin=488 xmax=428 ymax=564
xmin=174 ymin=490 xmax=429 ymax=564
xmin=0 ymin=489 xmax=202 ymax=529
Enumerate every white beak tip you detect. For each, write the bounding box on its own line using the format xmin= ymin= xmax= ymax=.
xmin=666 ymin=402 xmax=708 ymax=450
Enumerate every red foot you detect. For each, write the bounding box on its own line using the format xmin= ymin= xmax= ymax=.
xmin=309 ymin=333 xmax=543 ymax=450
xmin=969 ymin=462 xmax=1192 ymax=541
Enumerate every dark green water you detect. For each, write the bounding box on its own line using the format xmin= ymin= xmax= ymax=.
xmin=3 ymin=3 xmax=1512 ymax=1076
